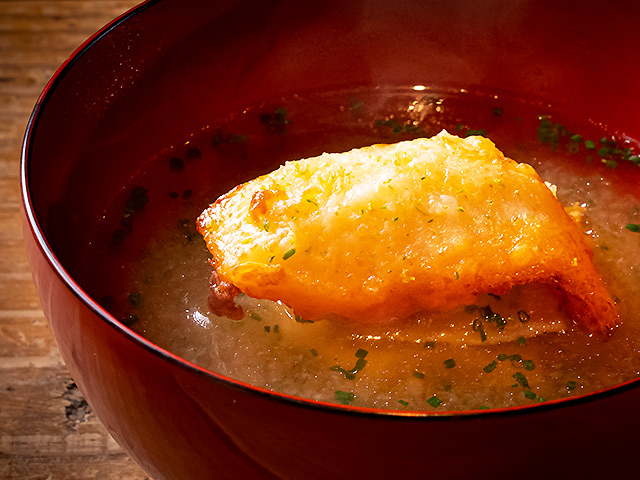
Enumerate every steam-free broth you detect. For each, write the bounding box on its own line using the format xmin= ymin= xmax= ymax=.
xmin=86 ymin=86 xmax=640 ymax=411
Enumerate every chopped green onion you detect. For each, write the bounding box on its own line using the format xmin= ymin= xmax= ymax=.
xmin=398 ymin=399 xmax=409 ymax=406
xmin=465 ymin=128 xmax=487 ymax=137
xmin=472 ymin=318 xmax=487 ymax=342
xmin=128 ymin=292 xmax=142 ymax=308
xmin=413 ymin=371 xmax=425 ymax=379
xmin=483 ymin=361 xmax=498 ymax=373
xmin=355 ymin=348 xmax=368 ymax=358
xmin=444 ymin=358 xmax=456 ymax=369
xmin=334 ymin=390 xmax=355 ymax=405
xmin=330 ymin=349 xmax=369 ymax=380
xmin=625 ymin=223 xmax=640 ymax=233
xmin=427 ymin=396 xmax=443 ymax=408
xmin=121 ymin=314 xmax=139 ymax=327
xmin=295 ymin=314 xmax=314 ymax=324
xmin=283 ymin=248 xmax=296 ymax=260
xmin=512 ymin=372 xmax=529 ymax=388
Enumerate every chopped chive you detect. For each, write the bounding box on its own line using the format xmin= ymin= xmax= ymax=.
xmin=249 ymin=312 xmax=261 ymax=321
xmin=536 ymin=117 xmax=561 ymax=149
xmin=427 ymin=395 xmax=442 ymax=408
xmin=625 ymin=223 xmax=640 ymax=233
xmin=483 ymin=360 xmax=498 ymax=373
xmin=334 ymin=390 xmax=355 ymax=405
xmin=263 ymin=219 xmax=270 ymax=231
xmin=524 ymin=389 xmax=537 ymax=400
xmin=128 ymin=292 xmax=142 ymax=308
xmin=566 ymin=380 xmax=578 ymax=391
xmin=465 ymin=128 xmax=487 ymax=137
xmin=472 ymin=318 xmax=487 ymax=342
xmin=121 ymin=314 xmax=139 ymax=327
xmin=413 ymin=371 xmax=425 ymax=379
xmin=512 ymin=372 xmax=529 ymax=388
xmin=283 ymin=248 xmax=296 ymax=260
xmin=443 ymin=358 xmax=456 ymax=369
xmin=598 ymin=147 xmax=612 ymax=157
xmin=264 ymin=326 xmax=271 ymax=332
xmin=310 ymin=348 xmax=319 ymax=357
xmin=331 ymin=349 xmax=369 ymax=380
xmin=423 ymin=341 xmax=436 ymax=349
xmin=398 ymin=399 xmax=409 ymax=407
xmin=355 ymin=348 xmax=368 ymax=358
xmin=295 ymin=314 xmax=314 ymax=324
xmin=522 ymin=359 xmax=535 ymax=371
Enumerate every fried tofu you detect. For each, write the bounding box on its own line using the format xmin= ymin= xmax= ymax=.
xmin=197 ymin=131 xmax=618 ymax=335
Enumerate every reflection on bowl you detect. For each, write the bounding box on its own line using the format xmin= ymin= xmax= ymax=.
xmin=20 ymin=0 xmax=640 ymax=478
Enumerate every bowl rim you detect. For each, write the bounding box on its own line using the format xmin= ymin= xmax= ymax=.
xmin=19 ymin=0 xmax=640 ymax=422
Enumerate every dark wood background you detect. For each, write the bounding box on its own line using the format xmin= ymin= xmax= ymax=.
xmin=0 ymin=1 xmax=149 ymax=478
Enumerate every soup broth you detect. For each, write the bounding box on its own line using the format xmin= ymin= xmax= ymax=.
xmin=85 ymin=86 xmax=640 ymax=411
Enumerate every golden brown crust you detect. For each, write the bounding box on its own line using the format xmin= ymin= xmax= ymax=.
xmin=197 ymin=131 xmax=619 ymax=334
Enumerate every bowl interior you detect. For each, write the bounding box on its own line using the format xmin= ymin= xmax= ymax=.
xmin=24 ymin=0 xmax=640 ymax=411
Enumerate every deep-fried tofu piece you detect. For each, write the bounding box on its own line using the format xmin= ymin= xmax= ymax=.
xmin=197 ymin=131 xmax=618 ymax=335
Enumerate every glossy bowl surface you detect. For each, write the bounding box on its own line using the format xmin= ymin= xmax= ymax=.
xmin=21 ymin=1 xmax=640 ymax=478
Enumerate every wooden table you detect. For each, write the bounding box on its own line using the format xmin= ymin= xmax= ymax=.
xmin=0 ymin=2 xmax=149 ymax=478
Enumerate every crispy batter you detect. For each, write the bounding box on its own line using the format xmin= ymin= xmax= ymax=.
xmin=197 ymin=131 xmax=618 ymax=334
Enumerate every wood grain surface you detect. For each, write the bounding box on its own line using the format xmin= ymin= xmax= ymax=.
xmin=0 ymin=2 xmax=150 ymax=478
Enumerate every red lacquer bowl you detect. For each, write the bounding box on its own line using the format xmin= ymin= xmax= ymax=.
xmin=20 ymin=1 xmax=640 ymax=478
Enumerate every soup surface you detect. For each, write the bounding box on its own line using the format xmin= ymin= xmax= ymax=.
xmin=86 ymin=86 xmax=640 ymax=411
